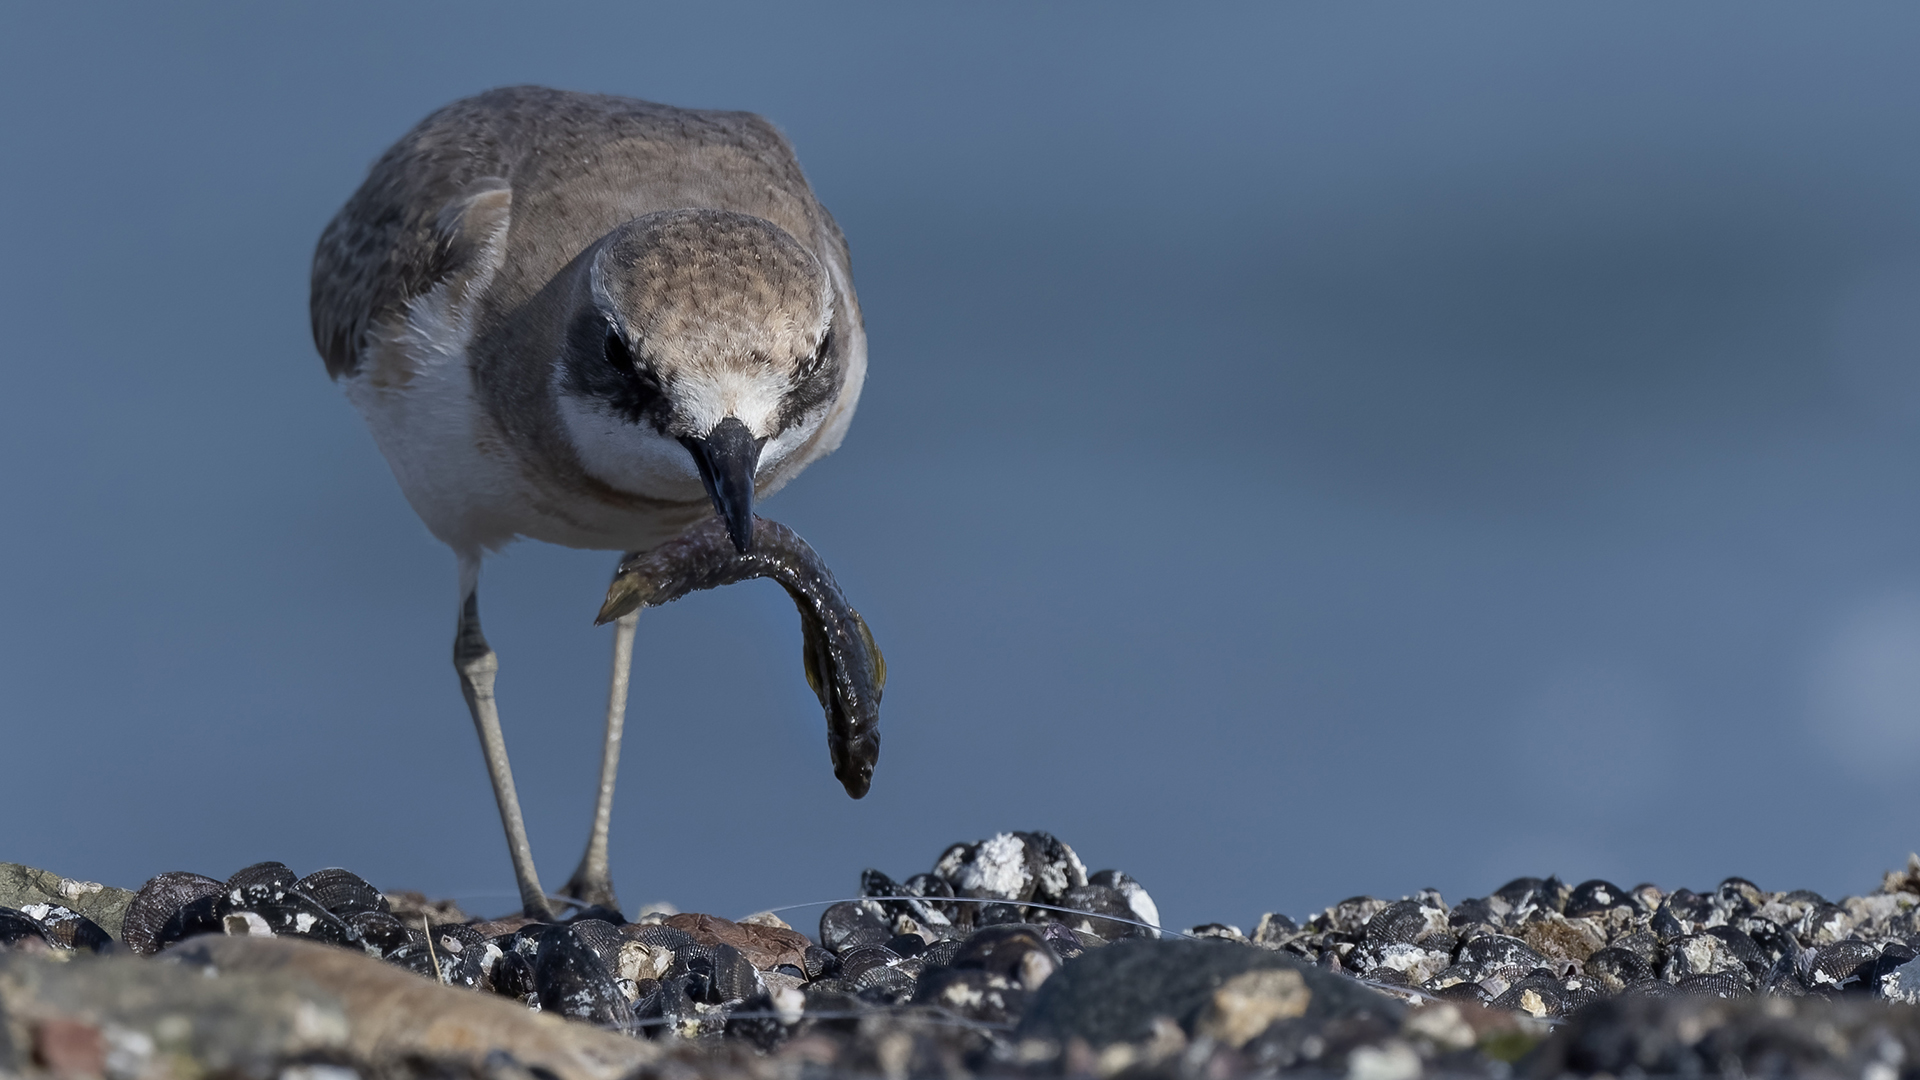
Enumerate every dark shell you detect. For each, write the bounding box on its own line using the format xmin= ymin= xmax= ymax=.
xmin=671 ymin=942 xmax=759 ymax=1005
xmin=1038 ymin=922 xmax=1090 ymax=962
xmin=225 ymin=883 xmax=357 ymax=947
xmin=1664 ymin=888 xmax=1713 ymax=922
xmin=901 ymin=874 xmax=960 ymax=923
xmin=1054 ymin=884 xmax=1140 ymax=941
xmin=123 ymin=871 xmax=224 ymax=956
xmin=1018 ymin=831 xmax=1088 ymax=906
xmin=1364 ymin=900 xmax=1431 ymax=945
xmin=1315 ymin=896 xmax=1389 ymax=937
xmin=346 ymin=910 xmax=412 ymax=955
xmin=620 ymin=923 xmax=695 ymax=951
xmin=534 ymin=925 xmax=634 ymax=1032
xmin=1650 ymin=905 xmax=1689 ymax=940
xmin=490 ymin=946 xmax=537 ymax=1001
xmin=1564 ymin=880 xmax=1632 ymax=918
xmin=0 ymin=908 xmax=56 ymax=949
xmin=1492 ymin=973 xmax=1571 ymax=1017
xmin=835 ymin=944 xmax=902 ymax=986
xmin=861 ymin=868 xmax=958 ymax=930
xmin=818 ymin=901 xmax=891 ymax=954
xmin=801 ymin=944 xmax=840 ymax=980
xmin=952 ymin=925 xmax=1059 ymax=988
xmin=1494 ymin=878 xmax=1549 ymax=910
xmin=918 ymin=939 xmax=963 ymax=970
xmin=1716 ymin=877 xmax=1765 ymax=915
xmin=1585 ymin=947 xmax=1654 ymax=992
xmin=562 ymin=903 xmax=625 ymax=926
xmin=1457 ymin=934 xmax=1545 ymax=975
xmin=1701 ymin=926 xmax=1768 ymax=976
xmin=885 ymin=933 xmax=926 ymax=959
xmin=1431 ymin=980 xmax=1493 ymax=1005
xmin=21 ymin=904 xmax=114 ymax=953
xmin=853 ymin=963 xmax=917 ymax=1004
xmin=154 ymin=893 xmax=226 ymax=951
xmin=295 ymin=868 xmax=387 ymax=916
xmin=1450 ymin=898 xmax=1502 ymax=927
xmin=225 ymin=862 xmax=298 ymax=892
xmin=564 ymin=917 xmax=625 ymax=974
xmin=1805 ymin=940 xmax=1880 ymax=989
xmin=1676 ymin=971 xmax=1751 ymax=998
xmin=387 ymin=937 xmax=486 ymax=990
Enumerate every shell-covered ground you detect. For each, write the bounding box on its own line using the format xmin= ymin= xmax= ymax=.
xmin=9 ymin=836 xmax=1920 ymax=1078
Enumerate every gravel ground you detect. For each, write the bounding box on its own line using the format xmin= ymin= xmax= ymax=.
xmin=9 ymin=837 xmax=1920 ymax=1078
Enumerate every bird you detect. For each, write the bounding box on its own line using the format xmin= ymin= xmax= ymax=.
xmin=310 ymin=86 xmax=868 ymax=919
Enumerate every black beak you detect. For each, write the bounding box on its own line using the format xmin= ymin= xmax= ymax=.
xmin=680 ymin=417 xmax=763 ymax=553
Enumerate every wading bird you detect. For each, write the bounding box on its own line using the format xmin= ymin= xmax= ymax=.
xmin=311 ymin=86 xmax=878 ymax=918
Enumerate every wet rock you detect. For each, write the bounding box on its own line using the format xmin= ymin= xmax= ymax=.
xmin=1019 ymin=938 xmax=1403 ymax=1050
xmin=661 ymin=912 xmax=813 ymax=971
xmin=910 ymin=965 xmax=1026 ymax=1024
xmin=0 ymin=863 xmax=135 ymax=943
xmin=1529 ymin=990 xmax=1920 ymax=1078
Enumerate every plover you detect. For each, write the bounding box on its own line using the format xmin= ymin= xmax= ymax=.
xmin=311 ymin=86 xmax=871 ymax=918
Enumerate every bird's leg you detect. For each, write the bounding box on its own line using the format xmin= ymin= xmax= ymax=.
xmin=559 ymin=606 xmax=637 ymax=911
xmin=454 ymin=584 xmax=555 ymax=920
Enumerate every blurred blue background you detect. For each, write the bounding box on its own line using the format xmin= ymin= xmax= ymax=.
xmin=4 ymin=3 xmax=1920 ymax=933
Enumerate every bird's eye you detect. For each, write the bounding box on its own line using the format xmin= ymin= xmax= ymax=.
xmin=604 ymin=327 xmax=635 ymax=371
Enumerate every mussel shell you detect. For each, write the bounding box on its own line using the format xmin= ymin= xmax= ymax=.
xmin=1052 ymin=884 xmax=1137 ymax=941
xmin=819 ymin=901 xmax=890 ymax=954
xmin=19 ymin=904 xmax=114 ymax=953
xmin=1806 ymin=940 xmax=1881 ymax=989
xmin=834 ymin=944 xmax=901 ymax=986
xmin=490 ymin=946 xmax=537 ymax=1001
xmin=801 ymin=944 xmax=839 ymax=981
xmin=951 ymin=925 xmax=1058 ymax=987
xmin=226 ymin=862 xmax=298 ymax=892
xmin=535 ymin=925 xmax=634 ymax=1032
xmin=155 ymin=894 xmax=226 ymax=951
xmin=295 ymin=868 xmax=387 ymax=916
xmin=567 ymin=918 xmax=626 ymax=974
xmin=852 ymin=963 xmax=917 ymax=1004
xmin=1564 ymin=879 xmax=1632 ymax=918
xmin=346 ymin=910 xmax=412 ymax=955
xmin=671 ymin=942 xmax=760 ymax=1005
xmin=0 ymin=908 xmax=56 ymax=949
xmin=619 ymin=923 xmax=694 ymax=952
xmin=123 ymin=871 xmax=224 ymax=955
xmin=223 ymin=883 xmax=357 ymax=947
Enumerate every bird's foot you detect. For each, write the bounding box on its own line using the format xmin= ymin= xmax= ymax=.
xmin=556 ymin=865 xmax=620 ymax=914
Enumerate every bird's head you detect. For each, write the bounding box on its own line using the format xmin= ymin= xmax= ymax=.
xmin=556 ymin=209 xmax=842 ymax=552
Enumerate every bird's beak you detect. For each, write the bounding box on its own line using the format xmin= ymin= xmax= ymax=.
xmin=679 ymin=417 xmax=762 ymax=553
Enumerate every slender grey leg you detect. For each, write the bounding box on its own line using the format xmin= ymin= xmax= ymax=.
xmin=454 ymin=579 xmax=555 ymax=920
xmin=561 ymin=609 xmax=637 ymax=910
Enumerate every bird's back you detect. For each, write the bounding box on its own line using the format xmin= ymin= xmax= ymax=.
xmin=311 ymin=86 xmax=853 ymax=381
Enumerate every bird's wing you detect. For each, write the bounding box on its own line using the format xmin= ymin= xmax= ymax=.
xmin=311 ymin=86 xmax=844 ymax=380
